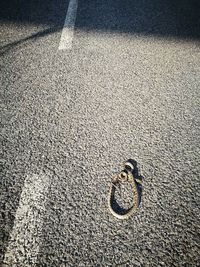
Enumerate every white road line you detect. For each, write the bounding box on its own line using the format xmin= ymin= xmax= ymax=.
xmin=3 ymin=174 xmax=50 ymax=267
xmin=58 ymin=0 xmax=79 ymax=50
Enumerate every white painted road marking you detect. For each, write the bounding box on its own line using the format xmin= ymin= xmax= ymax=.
xmin=3 ymin=174 xmax=50 ymax=267
xmin=59 ymin=0 xmax=79 ymax=50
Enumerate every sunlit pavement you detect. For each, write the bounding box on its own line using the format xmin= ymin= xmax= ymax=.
xmin=1 ymin=0 xmax=200 ymax=266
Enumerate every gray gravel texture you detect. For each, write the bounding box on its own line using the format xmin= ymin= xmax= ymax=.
xmin=1 ymin=0 xmax=200 ymax=266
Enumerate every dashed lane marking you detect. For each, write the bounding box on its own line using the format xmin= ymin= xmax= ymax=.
xmin=3 ymin=174 xmax=50 ymax=267
xmin=58 ymin=0 xmax=79 ymax=50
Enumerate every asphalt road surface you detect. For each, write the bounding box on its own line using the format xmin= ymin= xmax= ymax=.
xmin=1 ymin=0 xmax=200 ymax=266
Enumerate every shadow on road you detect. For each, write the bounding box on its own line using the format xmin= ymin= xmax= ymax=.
xmin=0 ymin=0 xmax=200 ymax=54
xmin=0 ymin=26 xmax=61 ymax=55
